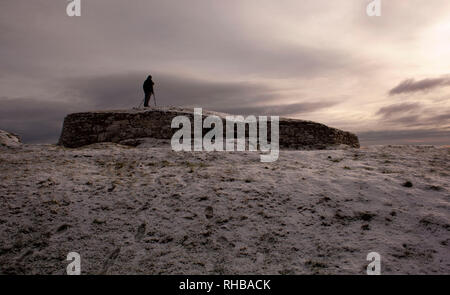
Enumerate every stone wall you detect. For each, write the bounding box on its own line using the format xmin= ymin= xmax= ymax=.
xmin=58 ymin=107 xmax=359 ymax=149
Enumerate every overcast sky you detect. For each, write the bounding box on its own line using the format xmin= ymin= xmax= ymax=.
xmin=1 ymin=0 xmax=449 ymax=145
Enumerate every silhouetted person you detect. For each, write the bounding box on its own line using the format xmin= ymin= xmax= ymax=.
xmin=143 ymin=75 xmax=155 ymax=107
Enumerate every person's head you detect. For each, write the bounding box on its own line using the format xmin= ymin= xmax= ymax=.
xmin=147 ymin=75 xmax=152 ymax=80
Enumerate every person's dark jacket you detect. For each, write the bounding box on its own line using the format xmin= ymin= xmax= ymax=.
xmin=143 ymin=78 xmax=154 ymax=93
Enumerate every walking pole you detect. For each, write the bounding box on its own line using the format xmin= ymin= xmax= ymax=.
xmin=153 ymin=92 xmax=157 ymax=107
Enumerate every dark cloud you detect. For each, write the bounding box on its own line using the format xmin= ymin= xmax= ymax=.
xmin=358 ymin=129 xmax=450 ymax=146
xmin=0 ymin=0 xmax=352 ymax=81
xmin=389 ymin=77 xmax=450 ymax=95
xmin=384 ymin=115 xmax=423 ymax=127
xmin=375 ymin=102 xmax=450 ymax=129
xmin=426 ymin=113 xmax=450 ymax=124
xmin=376 ymin=103 xmax=421 ymax=118
xmin=0 ymin=97 xmax=79 ymax=143
xmin=218 ymin=102 xmax=339 ymax=116
xmin=375 ymin=102 xmax=423 ymax=127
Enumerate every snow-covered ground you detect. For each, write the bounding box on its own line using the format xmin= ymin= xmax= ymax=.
xmin=0 ymin=141 xmax=448 ymax=274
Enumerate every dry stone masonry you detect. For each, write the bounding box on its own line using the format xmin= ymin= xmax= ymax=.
xmin=58 ymin=107 xmax=360 ymax=149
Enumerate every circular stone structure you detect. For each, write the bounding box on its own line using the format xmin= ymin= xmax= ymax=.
xmin=58 ymin=107 xmax=360 ymax=149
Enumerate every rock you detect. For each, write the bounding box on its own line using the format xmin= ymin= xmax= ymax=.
xmin=205 ymin=206 xmax=214 ymax=219
xmin=58 ymin=107 xmax=360 ymax=149
xmin=403 ymin=181 xmax=413 ymax=188
xmin=0 ymin=129 xmax=22 ymax=148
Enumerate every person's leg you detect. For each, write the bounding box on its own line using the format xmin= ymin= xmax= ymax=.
xmin=144 ymin=92 xmax=150 ymax=107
